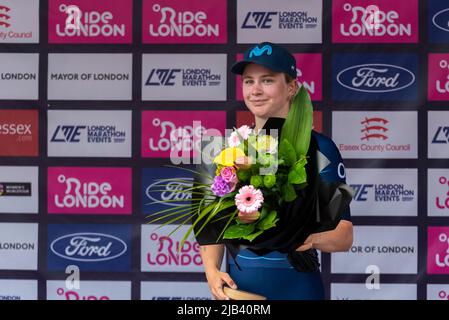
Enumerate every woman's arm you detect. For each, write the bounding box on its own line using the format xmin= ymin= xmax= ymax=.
xmin=199 ymin=244 xmax=237 ymax=300
xmin=296 ymin=220 xmax=353 ymax=253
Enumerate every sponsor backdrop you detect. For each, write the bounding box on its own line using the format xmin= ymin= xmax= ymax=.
xmin=0 ymin=0 xmax=447 ymax=300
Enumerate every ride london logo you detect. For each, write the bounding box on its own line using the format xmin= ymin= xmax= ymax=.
xmin=428 ymin=170 xmax=449 ymax=217
xmin=47 ymin=167 xmax=132 ymax=215
xmin=141 ymin=225 xmax=203 ymax=272
xmin=332 ymin=0 xmax=418 ymax=43
xmin=428 ymin=54 xmax=449 ymax=100
xmin=428 ymin=227 xmax=449 ymax=274
xmin=332 ymin=53 xmax=418 ymax=101
xmin=0 ymin=1 xmax=39 ymax=43
xmin=332 ymin=111 xmax=417 ymax=159
xmin=47 ymin=224 xmax=132 ymax=271
xmin=142 ymin=0 xmax=227 ymax=43
xmin=47 ymin=281 xmax=131 ymax=300
xmin=48 ymin=0 xmax=132 ymax=43
xmin=142 ymin=167 xmax=193 ymax=215
xmin=141 ymin=111 xmax=226 ymax=159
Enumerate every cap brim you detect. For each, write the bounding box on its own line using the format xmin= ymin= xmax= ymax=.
xmin=231 ymin=60 xmax=288 ymax=76
xmin=230 ymin=61 xmax=251 ymax=75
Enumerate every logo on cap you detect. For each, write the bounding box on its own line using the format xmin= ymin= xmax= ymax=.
xmin=249 ymin=44 xmax=272 ymax=58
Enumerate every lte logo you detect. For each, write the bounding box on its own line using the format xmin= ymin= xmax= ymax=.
xmin=360 ymin=117 xmax=389 ymax=141
xmin=145 ymin=69 xmax=181 ymax=86
xmin=432 ymin=126 xmax=449 ymax=144
xmin=0 ymin=5 xmax=11 ymax=28
xmin=60 ymin=4 xmax=81 ymax=30
xmin=241 ymin=12 xmax=277 ymax=29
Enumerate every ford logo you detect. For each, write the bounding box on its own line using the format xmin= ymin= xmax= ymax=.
xmin=336 ymin=64 xmax=415 ymax=93
xmin=50 ymin=232 xmax=127 ymax=262
xmin=146 ymin=177 xmax=193 ymax=207
xmin=432 ymin=8 xmax=449 ymax=32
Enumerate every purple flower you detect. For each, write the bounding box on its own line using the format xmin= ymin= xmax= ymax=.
xmin=211 ymin=176 xmax=231 ymax=197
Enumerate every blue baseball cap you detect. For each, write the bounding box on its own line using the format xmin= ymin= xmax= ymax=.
xmin=231 ymin=42 xmax=297 ymax=79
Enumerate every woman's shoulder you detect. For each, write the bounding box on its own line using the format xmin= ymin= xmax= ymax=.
xmin=311 ymin=130 xmax=339 ymax=153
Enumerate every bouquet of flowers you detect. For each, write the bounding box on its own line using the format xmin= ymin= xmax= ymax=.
xmin=147 ymin=87 xmax=315 ymax=251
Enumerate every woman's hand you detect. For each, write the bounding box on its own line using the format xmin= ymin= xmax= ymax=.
xmin=296 ymin=234 xmax=316 ymax=251
xmin=205 ymin=269 xmax=237 ymax=300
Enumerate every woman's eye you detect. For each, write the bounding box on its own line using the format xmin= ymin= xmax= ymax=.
xmin=243 ymin=79 xmax=253 ymax=85
xmin=263 ymin=78 xmax=274 ymax=83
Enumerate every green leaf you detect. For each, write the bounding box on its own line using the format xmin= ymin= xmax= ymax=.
xmin=257 ymin=210 xmax=279 ymax=231
xmin=242 ymin=230 xmax=264 ymax=242
xmin=288 ymin=166 xmax=307 ymax=185
xmin=259 ymin=206 xmax=269 ymax=220
xmin=278 ymin=139 xmax=297 ymax=166
xmin=282 ymin=183 xmax=297 ymax=202
xmin=280 ymin=86 xmax=314 ymax=158
xmin=223 ymin=223 xmax=255 ymax=239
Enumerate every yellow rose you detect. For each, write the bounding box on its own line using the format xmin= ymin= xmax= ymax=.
xmin=213 ymin=147 xmax=246 ymax=166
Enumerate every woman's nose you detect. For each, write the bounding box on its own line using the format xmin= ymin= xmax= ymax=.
xmin=250 ymin=82 xmax=263 ymax=95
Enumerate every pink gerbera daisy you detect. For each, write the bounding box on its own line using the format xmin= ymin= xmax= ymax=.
xmin=235 ymin=185 xmax=264 ymax=214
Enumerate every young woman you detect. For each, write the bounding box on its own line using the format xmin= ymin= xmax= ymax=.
xmin=196 ymin=42 xmax=353 ymax=300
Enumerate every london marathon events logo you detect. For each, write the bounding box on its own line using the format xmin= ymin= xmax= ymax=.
xmin=142 ymin=54 xmax=226 ymax=100
xmin=237 ymin=0 xmax=321 ymax=43
xmin=142 ymin=0 xmax=227 ymax=44
xmin=428 ymin=227 xmax=449 ymax=274
xmin=333 ymin=54 xmax=417 ymax=101
xmin=47 ymin=167 xmax=132 ymax=214
xmin=50 ymin=125 xmax=126 ymax=144
xmin=145 ymin=67 xmax=221 ymax=87
xmin=142 ymin=167 xmax=193 ymax=215
xmin=48 ymin=224 xmax=131 ymax=271
xmin=48 ymin=110 xmax=131 ymax=157
xmin=241 ymin=9 xmax=318 ymax=30
xmin=428 ymin=54 xmax=449 ymax=100
xmin=48 ymin=0 xmax=132 ymax=43
xmin=347 ymin=168 xmax=417 ymax=217
xmin=332 ymin=0 xmax=418 ymax=43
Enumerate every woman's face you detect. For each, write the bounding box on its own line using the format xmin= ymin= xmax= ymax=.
xmin=242 ymin=63 xmax=296 ymax=119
